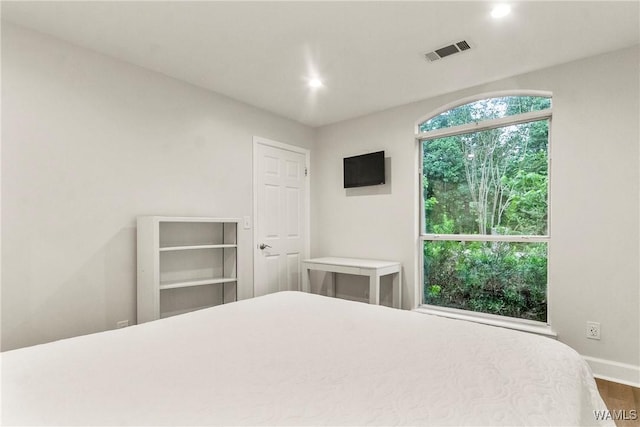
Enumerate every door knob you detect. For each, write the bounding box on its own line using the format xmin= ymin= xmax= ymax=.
xmin=259 ymin=243 xmax=272 ymax=250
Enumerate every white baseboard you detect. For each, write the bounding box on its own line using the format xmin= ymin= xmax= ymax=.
xmin=583 ymin=355 xmax=640 ymax=387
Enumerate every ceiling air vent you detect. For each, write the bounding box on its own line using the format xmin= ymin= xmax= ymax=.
xmin=424 ymin=40 xmax=472 ymax=62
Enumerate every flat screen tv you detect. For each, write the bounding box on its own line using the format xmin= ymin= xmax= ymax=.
xmin=343 ymin=151 xmax=385 ymax=188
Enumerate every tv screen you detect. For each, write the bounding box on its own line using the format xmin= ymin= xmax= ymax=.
xmin=343 ymin=151 xmax=385 ymax=188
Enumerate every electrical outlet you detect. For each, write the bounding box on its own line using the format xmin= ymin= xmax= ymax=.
xmin=586 ymin=321 xmax=601 ymax=340
xmin=116 ymin=320 xmax=129 ymax=329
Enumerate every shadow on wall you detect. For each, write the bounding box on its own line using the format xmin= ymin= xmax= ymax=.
xmin=345 ymin=157 xmax=392 ymax=196
xmin=105 ymin=225 xmax=137 ymax=326
xmin=1 ymin=225 xmax=137 ymax=351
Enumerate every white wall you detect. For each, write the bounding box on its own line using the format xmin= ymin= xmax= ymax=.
xmin=312 ymin=46 xmax=640 ymax=384
xmin=1 ymin=24 xmax=314 ymax=351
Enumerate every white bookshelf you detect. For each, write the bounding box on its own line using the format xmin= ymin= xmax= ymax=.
xmin=137 ymin=216 xmax=239 ymax=323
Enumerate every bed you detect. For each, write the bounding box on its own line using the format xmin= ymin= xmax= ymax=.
xmin=2 ymin=291 xmax=611 ymax=426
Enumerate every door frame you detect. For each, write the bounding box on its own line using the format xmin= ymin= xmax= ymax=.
xmin=252 ymin=136 xmax=311 ymax=296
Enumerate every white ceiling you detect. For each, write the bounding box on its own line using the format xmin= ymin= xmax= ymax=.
xmin=2 ymin=1 xmax=639 ymax=127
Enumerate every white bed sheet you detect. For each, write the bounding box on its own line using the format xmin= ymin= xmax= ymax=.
xmin=2 ymin=291 xmax=611 ymax=426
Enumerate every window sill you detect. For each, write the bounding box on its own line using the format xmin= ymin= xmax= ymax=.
xmin=414 ymin=305 xmax=557 ymax=338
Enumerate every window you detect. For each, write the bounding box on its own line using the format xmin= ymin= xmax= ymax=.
xmin=418 ymin=94 xmax=551 ymax=323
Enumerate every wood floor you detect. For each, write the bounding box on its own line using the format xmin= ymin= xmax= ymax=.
xmin=595 ymin=378 xmax=640 ymax=427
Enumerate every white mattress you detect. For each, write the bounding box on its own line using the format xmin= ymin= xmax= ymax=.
xmin=2 ymin=291 xmax=611 ymax=426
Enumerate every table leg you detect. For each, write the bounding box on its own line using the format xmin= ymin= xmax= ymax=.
xmin=328 ymin=272 xmax=336 ymax=298
xmin=392 ymin=271 xmax=401 ymax=309
xmin=369 ymin=275 xmax=380 ymax=305
xmin=304 ymin=267 xmax=311 ymax=293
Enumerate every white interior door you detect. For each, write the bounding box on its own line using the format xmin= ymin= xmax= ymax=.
xmin=254 ymin=138 xmax=309 ymax=297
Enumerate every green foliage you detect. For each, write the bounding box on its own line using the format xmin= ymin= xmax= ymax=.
xmin=502 ymin=169 xmax=548 ymax=235
xmin=423 ymin=137 xmax=465 ymax=182
xmin=422 ymin=96 xmax=549 ymax=236
xmin=427 ymin=284 xmax=441 ymax=298
xmin=421 ymin=96 xmax=549 ymax=322
xmin=424 ymin=241 xmax=547 ymax=322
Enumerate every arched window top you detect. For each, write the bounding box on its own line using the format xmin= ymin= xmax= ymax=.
xmin=418 ymin=95 xmax=551 ymax=134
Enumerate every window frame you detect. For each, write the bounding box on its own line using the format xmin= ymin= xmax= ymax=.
xmin=415 ymin=90 xmax=554 ymax=334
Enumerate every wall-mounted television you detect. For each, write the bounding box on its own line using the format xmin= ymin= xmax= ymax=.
xmin=343 ymin=151 xmax=385 ymax=188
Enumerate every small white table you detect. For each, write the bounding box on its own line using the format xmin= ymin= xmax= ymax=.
xmin=302 ymin=257 xmax=402 ymax=308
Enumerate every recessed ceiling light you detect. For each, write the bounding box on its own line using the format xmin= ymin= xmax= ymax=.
xmin=491 ymin=4 xmax=511 ymax=18
xmin=308 ymin=78 xmax=323 ymax=88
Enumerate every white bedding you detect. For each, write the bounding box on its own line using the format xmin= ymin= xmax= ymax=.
xmin=2 ymin=291 xmax=611 ymax=426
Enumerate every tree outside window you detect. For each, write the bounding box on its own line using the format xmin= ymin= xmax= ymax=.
xmin=419 ymin=95 xmax=551 ymax=322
